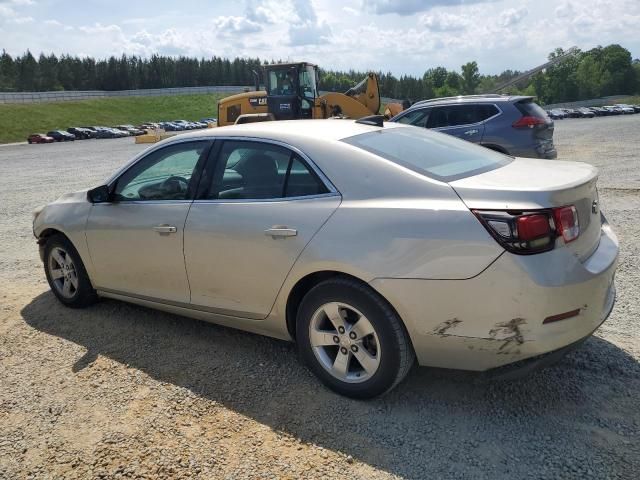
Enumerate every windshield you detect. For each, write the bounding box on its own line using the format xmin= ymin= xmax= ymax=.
xmin=268 ymin=69 xmax=297 ymax=96
xmin=299 ymin=65 xmax=317 ymax=99
xmin=342 ymin=126 xmax=513 ymax=182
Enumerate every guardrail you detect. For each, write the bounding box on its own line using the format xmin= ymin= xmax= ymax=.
xmin=544 ymin=96 xmax=630 ymax=109
xmin=0 ymin=86 xmax=250 ymax=104
xmin=1 ymin=86 xmax=404 ymax=106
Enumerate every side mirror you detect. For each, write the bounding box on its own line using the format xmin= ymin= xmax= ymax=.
xmin=87 ymin=185 xmax=111 ymax=203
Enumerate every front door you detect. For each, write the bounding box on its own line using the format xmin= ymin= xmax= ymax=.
xmin=85 ymin=140 xmax=211 ymax=303
xmin=184 ymin=140 xmax=340 ymax=319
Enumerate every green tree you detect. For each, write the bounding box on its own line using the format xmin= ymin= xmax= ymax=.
xmin=460 ymin=61 xmax=480 ymax=94
xmin=0 ymin=50 xmax=16 ymax=91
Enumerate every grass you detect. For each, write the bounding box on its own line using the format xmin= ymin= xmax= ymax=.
xmin=0 ymin=93 xmax=230 ymax=144
xmin=616 ymin=95 xmax=640 ymax=105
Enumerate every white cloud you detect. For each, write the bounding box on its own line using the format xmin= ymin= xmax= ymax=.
xmin=213 ymin=15 xmax=262 ymax=37
xmin=10 ymin=15 xmax=32 ymax=23
xmin=365 ymin=0 xmax=495 ymax=16
xmin=419 ymin=12 xmax=468 ymax=31
xmin=44 ymin=19 xmax=62 ymax=26
xmin=245 ymin=0 xmax=278 ymax=23
xmin=130 ymin=29 xmax=191 ymax=55
xmin=499 ymin=7 xmax=528 ymax=27
xmin=288 ymin=0 xmax=332 ymax=45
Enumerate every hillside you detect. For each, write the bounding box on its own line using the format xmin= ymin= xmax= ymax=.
xmin=0 ymin=93 xmax=227 ymax=144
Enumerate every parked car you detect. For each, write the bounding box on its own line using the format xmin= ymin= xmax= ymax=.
xmin=632 ymin=105 xmax=640 ymax=113
xmin=32 ymin=119 xmax=617 ymax=398
xmin=47 ymin=130 xmax=75 ymax=142
xmin=95 ymin=127 xmax=127 ymax=139
xmin=67 ymin=127 xmax=95 ymax=139
xmin=547 ymin=109 xmax=567 ymax=120
xmin=115 ymin=125 xmax=145 ymax=136
xmin=560 ymin=108 xmax=581 ymax=118
xmin=602 ymin=106 xmax=623 ymax=115
xmin=587 ymin=107 xmax=608 ymax=116
xmin=27 ymin=133 xmax=54 ymax=144
xmin=614 ymin=104 xmax=637 ymax=114
xmin=577 ymin=108 xmax=595 ymax=118
xmin=159 ymin=122 xmax=183 ymax=131
xmin=390 ymin=94 xmax=557 ymax=159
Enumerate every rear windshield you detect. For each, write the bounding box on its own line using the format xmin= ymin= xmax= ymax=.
xmin=341 ymin=126 xmax=512 ymax=182
xmin=515 ymin=99 xmax=548 ymax=118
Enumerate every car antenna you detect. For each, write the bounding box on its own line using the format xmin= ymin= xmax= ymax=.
xmin=355 ymin=115 xmax=384 ymax=127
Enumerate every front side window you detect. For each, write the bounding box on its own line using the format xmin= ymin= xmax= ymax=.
xmin=395 ymin=109 xmax=429 ymax=128
xmin=299 ymin=66 xmax=318 ymax=99
xmin=206 ymin=141 xmax=329 ymax=200
xmin=113 ymin=141 xmax=208 ymax=201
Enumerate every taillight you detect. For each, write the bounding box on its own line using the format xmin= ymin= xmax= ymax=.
xmin=553 ymin=205 xmax=579 ymax=243
xmin=474 ymin=206 xmax=580 ymax=254
xmin=512 ymin=116 xmax=546 ymax=128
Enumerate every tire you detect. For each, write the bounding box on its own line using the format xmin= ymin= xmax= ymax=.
xmin=43 ymin=234 xmax=97 ymax=308
xmin=296 ymin=277 xmax=415 ymax=399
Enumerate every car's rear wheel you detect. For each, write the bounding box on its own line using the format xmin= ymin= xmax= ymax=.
xmin=44 ymin=235 xmax=97 ymax=308
xmin=297 ymin=277 xmax=415 ymax=399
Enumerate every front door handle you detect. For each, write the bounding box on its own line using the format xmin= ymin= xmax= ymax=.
xmin=153 ymin=225 xmax=177 ymax=234
xmin=265 ymin=226 xmax=297 ymax=238
xmin=464 ymin=129 xmax=479 ymax=136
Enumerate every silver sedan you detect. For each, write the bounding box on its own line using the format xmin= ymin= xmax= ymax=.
xmin=33 ymin=119 xmax=618 ymax=398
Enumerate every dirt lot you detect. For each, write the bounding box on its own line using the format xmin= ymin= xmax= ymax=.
xmin=1 ymin=117 xmax=639 ymax=479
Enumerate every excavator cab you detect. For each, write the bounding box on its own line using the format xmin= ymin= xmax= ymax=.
xmin=264 ymin=63 xmax=318 ymax=120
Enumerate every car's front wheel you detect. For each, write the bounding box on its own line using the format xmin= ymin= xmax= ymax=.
xmin=44 ymin=234 xmax=97 ymax=308
xmin=297 ymin=277 xmax=415 ymax=399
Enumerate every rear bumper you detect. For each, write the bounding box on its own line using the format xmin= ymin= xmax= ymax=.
xmin=370 ymin=222 xmax=618 ymax=371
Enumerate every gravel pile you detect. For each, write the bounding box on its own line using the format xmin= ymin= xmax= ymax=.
xmin=1 ymin=115 xmax=639 ymax=479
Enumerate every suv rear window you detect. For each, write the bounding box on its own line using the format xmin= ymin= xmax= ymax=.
xmin=515 ymin=99 xmax=548 ymax=118
xmin=342 ymin=126 xmax=512 ymax=182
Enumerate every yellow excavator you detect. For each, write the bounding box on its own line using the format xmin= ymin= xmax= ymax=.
xmin=216 ymin=62 xmax=404 ymax=126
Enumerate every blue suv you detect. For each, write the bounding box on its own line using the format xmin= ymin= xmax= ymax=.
xmin=390 ymin=94 xmax=557 ymax=159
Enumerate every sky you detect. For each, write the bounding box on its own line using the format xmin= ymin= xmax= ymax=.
xmin=0 ymin=0 xmax=639 ymax=76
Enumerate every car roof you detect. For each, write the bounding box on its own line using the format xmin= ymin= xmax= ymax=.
xmin=411 ymin=94 xmax=532 ymax=108
xmin=164 ymin=119 xmax=403 ymax=144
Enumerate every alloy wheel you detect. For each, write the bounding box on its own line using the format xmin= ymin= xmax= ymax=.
xmin=309 ymin=302 xmax=381 ymax=383
xmin=48 ymin=247 xmax=79 ymax=299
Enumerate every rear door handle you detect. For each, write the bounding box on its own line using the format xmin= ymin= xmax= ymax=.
xmin=153 ymin=225 xmax=177 ymax=234
xmin=464 ymin=129 xmax=479 ymax=136
xmin=264 ymin=226 xmax=297 ymax=238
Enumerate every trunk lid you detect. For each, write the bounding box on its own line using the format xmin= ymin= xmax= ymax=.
xmin=450 ymin=158 xmax=601 ymax=260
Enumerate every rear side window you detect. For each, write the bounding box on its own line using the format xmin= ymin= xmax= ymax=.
xmin=205 ymin=141 xmax=329 ymax=200
xmin=426 ymin=105 xmax=484 ymax=128
xmin=342 ymin=126 xmax=512 ymax=182
xmin=515 ymin=99 xmax=548 ymax=118
xmin=477 ymin=104 xmax=500 ymax=121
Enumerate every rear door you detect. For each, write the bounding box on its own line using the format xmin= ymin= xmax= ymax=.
xmin=426 ymin=104 xmax=485 ymax=143
xmin=184 ymin=139 xmax=341 ymax=319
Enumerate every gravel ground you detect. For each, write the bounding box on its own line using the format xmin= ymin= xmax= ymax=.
xmin=1 ymin=116 xmax=639 ymax=479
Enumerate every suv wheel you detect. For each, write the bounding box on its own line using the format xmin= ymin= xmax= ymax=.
xmin=297 ymin=277 xmax=415 ymax=399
